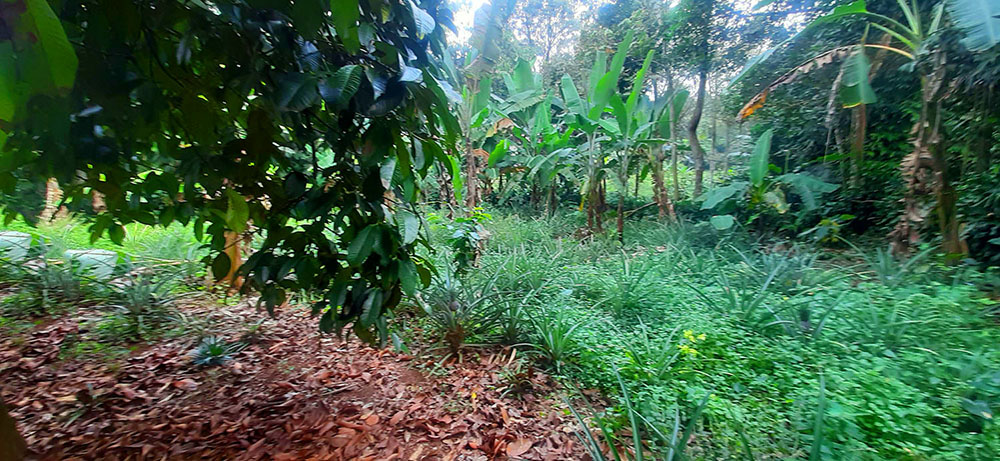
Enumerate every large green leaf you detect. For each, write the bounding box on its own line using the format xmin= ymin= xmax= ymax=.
xmin=409 ymin=0 xmax=436 ymax=37
xmin=472 ymin=77 xmax=493 ymax=113
xmin=275 ymin=73 xmax=319 ymax=111
xmin=560 ymin=74 xmax=586 ymax=116
xmin=469 ymin=0 xmax=507 ymax=66
xmin=610 ymin=94 xmax=628 ymax=138
xmin=530 ymin=96 xmax=552 ymax=138
xmin=945 ymin=0 xmax=1000 ymax=51
xmin=225 ymin=189 xmax=249 ymax=233
xmin=587 ymin=51 xmax=607 ymax=98
xmin=590 ymin=30 xmax=633 ymax=119
xmin=669 ymin=89 xmax=688 ymax=136
xmin=397 ymin=210 xmax=420 ymax=244
xmin=840 ymin=48 xmax=876 ymax=107
xmin=512 ymin=59 xmax=537 ymax=94
xmin=23 ymin=0 xmax=78 ymax=90
xmin=625 ymin=49 xmax=655 ymax=122
xmin=776 ymin=173 xmax=839 ymax=210
xmin=330 ymin=0 xmax=361 ymax=52
xmin=749 ymin=128 xmax=774 ymax=187
xmin=487 ymin=139 xmax=509 ymax=167
xmin=701 ymin=182 xmax=748 ymax=210
xmin=710 ymin=215 xmax=736 ymax=230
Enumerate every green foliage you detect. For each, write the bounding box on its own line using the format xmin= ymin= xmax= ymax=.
xmin=0 ymin=248 xmax=81 ymax=316
xmin=456 ymin=211 xmax=1000 ymax=459
xmin=701 ymin=129 xmax=838 ymax=232
xmin=527 ymin=307 xmax=583 ymax=372
xmin=2 ymin=0 xmax=462 ymax=343
xmin=101 ymin=269 xmax=190 ymax=341
xmin=192 ymin=336 xmax=243 ymax=367
xmin=445 ymin=207 xmax=492 ymax=274
xmin=416 ymin=263 xmax=506 ymax=354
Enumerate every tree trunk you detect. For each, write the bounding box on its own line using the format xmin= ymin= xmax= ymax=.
xmin=1 ymin=400 xmax=27 ymax=461
xmin=546 ymin=183 xmax=557 ymax=217
xmin=889 ymin=51 xmax=965 ymax=258
xmin=671 ymin=140 xmax=680 ymax=202
xmin=722 ymin=121 xmax=732 ymax=176
xmin=688 ymin=66 xmax=708 ymax=198
xmin=41 ymin=177 xmax=66 ymax=222
xmin=850 ymin=104 xmax=867 ymax=188
xmin=464 ymin=134 xmax=478 ymax=210
xmin=585 ymin=133 xmax=604 ymax=234
xmin=437 ymin=164 xmax=455 ymax=218
xmin=617 ymin=190 xmax=625 ymax=243
xmin=463 ymin=80 xmax=481 ymax=211
xmin=650 ymin=146 xmax=675 ymax=221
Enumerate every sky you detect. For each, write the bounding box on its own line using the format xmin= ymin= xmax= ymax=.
xmin=446 ymin=0 xmax=490 ymax=45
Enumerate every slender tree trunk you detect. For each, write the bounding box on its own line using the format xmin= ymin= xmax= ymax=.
xmin=723 ymin=121 xmax=732 ymax=177
xmin=652 ymin=150 xmax=666 ymax=219
xmin=464 ymin=135 xmax=478 ymax=210
xmin=890 ymin=51 xmax=965 ymax=258
xmin=546 ymin=183 xmax=557 ymax=217
xmin=463 ymin=80 xmax=480 ymax=211
xmin=671 ymin=140 xmax=680 ymax=202
xmin=850 ymin=104 xmax=867 ymax=187
xmin=1 ymin=400 xmax=26 ymax=461
xmin=437 ymin=164 xmax=455 ymax=218
xmin=41 ymin=177 xmax=66 ymax=222
xmin=651 ymin=147 xmax=676 ymax=221
xmin=617 ymin=191 xmax=625 ymax=243
xmin=585 ymin=133 xmax=604 ymax=234
xmin=634 ymin=171 xmax=640 ymax=197
xmin=710 ymin=101 xmax=717 ymax=188
xmin=688 ymin=66 xmax=708 ymax=197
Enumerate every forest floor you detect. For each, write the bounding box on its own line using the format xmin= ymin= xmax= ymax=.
xmin=1 ymin=297 xmax=586 ymax=460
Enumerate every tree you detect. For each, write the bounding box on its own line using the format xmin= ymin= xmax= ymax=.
xmin=736 ymin=0 xmax=1000 ymax=257
xmin=650 ymin=89 xmax=688 ymax=220
xmin=509 ymin=0 xmax=580 ymax=81
xmin=604 ymin=48 xmax=656 ymax=240
xmin=1 ymin=0 xmax=460 ymax=343
xmin=560 ymin=31 xmax=635 ymax=234
xmin=454 ymin=0 xmax=515 ymax=211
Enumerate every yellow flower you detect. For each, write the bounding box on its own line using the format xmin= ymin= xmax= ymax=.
xmin=697 ymin=333 xmax=707 ymax=341
xmin=677 ymin=344 xmax=699 ymax=356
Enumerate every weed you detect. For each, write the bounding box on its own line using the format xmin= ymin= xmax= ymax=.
xmin=528 ymin=308 xmax=583 ymax=372
xmin=568 ymin=368 xmax=711 ymax=460
xmin=191 ymin=336 xmax=243 ymax=366
xmin=416 ymin=262 xmax=507 ymax=355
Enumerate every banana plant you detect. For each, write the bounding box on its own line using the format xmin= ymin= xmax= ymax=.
xmin=647 ymin=89 xmax=689 ymax=221
xmin=701 ymin=128 xmax=838 ymax=231
xmin=559 ymin=31 xmax=636 ymax=233
xmin=447 ymin=0 xmax=514 ymax=211
xmin=736 ymin=0 xmax=1000 ymax=256
xmin=487 ymin=59 xmax=575 ymax=215
xmin=600 ymin=49 xmax=658 ymax=241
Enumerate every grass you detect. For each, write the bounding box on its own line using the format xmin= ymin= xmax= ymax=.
xmin=419 ymin=208 xmax=1000 ymax=460
xmin=4 ymin=208 xmax=999 ymax=459
xmin=0 ymin=216 xmax=204 ymax=263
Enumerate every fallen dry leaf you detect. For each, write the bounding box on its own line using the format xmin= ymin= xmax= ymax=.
xmin=172 ymin=378 xmax=198 ymax=391
xmin=506 ymin=438 xmax=533 ymax=457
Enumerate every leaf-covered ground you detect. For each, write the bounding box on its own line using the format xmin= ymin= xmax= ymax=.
xmin=2 ymin=299 xmax=584 ymax=460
